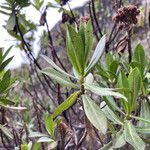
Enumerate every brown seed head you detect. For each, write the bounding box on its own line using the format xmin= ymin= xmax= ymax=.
xmin=80 ymin=15 xmax=90 ymax=24
xmin=112 ymin=5 xmax=140 ymax=27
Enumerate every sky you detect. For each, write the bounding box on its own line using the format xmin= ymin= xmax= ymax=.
xmin=0 ymin=0 xmax=89 ymax=69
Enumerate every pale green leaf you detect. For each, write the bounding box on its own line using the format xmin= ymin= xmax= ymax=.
xmin=29 ymin=132 xmax=47 ymax=138
xmin=138 ymin=100 xmax=150 ymax=127
xmin=82 ymin=95 xmax=107 ymax=134
xmin=103 ymin=96 xmax=124 ymax=114
xmin=113 ymin=131 xmax=126 ymax=149
xmin=102 ymin=105 xmax=123 ymax=125
xmin=130 ymin=115 xmax=150 ymax=124
xmin=136 ymin=126 xmax=150 ymax=134
xmin=123 ymin=121 xmax=145 ymax=150
xmin=37 ymin=137 xmax=54 ymax=143
xmin=86 ymin=35 xmax=106 ymax=74
xmin=41 ymin=68 xmax=78 ymax=88
xmin=85 ymin=73 xmax=94 ymax=85
xmin=85 ymin=83 xmax=127 ymax=101
xmin=6 ymin=12 xmax=16 ymax=31
xmin=41 ymin=55 xmax=76 ymax=79
xmin=3 ymin=106 xmax=27 ymax=110
xmin=0 ymin=124 xmax=13 ymax=139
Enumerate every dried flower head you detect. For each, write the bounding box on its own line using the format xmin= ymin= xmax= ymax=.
xmin=80 ymin=15 xmax=90 ymax=24
xmin=112 ymin=5 xmax=140 ymax=26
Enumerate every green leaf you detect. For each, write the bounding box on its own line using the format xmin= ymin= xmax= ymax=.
xmin=0 ymin=124 xmax=13 ymax=139
xmin=133 ymin=44 xmax=147 ymax=75
xmin=0 ymin=56 xmax=13 ymax=72
xmin=0 ymin=70 xmax=11 ymax=93
xmin=55 ymin=0 xmax=61 ymax=4
xmin=96 ymin=64 xmax=109 ymax=81
xmin=18 ymin=14 xmax=36 ymax=31
xmin=0 ymin=48 xmax=2 ymax=63
xmin=46 ymin=2 xmax=59 ymax=9
xmin=21 ymin=142 xmax=32 ymax=150
xmin=123 ymin=121 xmax=145 ymax=150
xmin=41 ymin=55 xmax=76 ymax=79
xmin=0 ymin=5 xmax=12 ymax=11
xmin=32 ymin=142 xmax=41 ymax=150
xmin=117 ymin=71 xmax=130 ymax=113
xmin=2 ymin=46 xmax=13 ymax=62
xmin=130 ymin=61 xmax=140 ymax=70
xmin=85 ymin=83 xmax=127 ymax=101
xmin=32 ymin=0 xmax=44 ymax=10
xmin=109 ymin=60 xmax=119 ymax=75
xmin=15 ymin=0 xmax=30 ymax=8
xmin=45 ymin=115 xmax=55 ymax=137
xmin=0 ymin=98 xmax=15 ymax=105
xmin=41 ymin=68 xmax=78 ymax=88
xmin=106 ymin=53 xmax=113 ymax=69
xmin=66 ymin=30 xmax=80 ymax=75
xmin=67 ymin=25 xmax=85 ymax=74
xmin=53 ymin=91 xmax=80 ymax=118
xmin=79 ymin=22 xmax=85 ymax=48
xmin=85 ymin=35 xmax=106 ymax=75
xmin=6 ymin=12 xmax=16 ymax=31
xmin=82 ymin=95 xmax=107 ymax=134
xmin=0 ymin=10 xmax=10 ymax=15
xmin=138 ymin=100 xmax=150 ymax=137
xmin=21 ymin=143 xmax=29 ymax=150
xmin=128 ymin=68 xmax=141 ymax=112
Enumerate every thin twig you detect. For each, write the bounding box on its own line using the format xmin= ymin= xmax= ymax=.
xmin=91 ymin=0 xmax=103 ymax=37
xmin=89 ymin=2 xmax=100 ymax=41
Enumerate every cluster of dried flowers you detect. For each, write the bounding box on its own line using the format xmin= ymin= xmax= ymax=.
xmin=113 ymin=5 xmax=140 ymax=26
xmin=79 ymin=16 xmax=90 ymax=24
